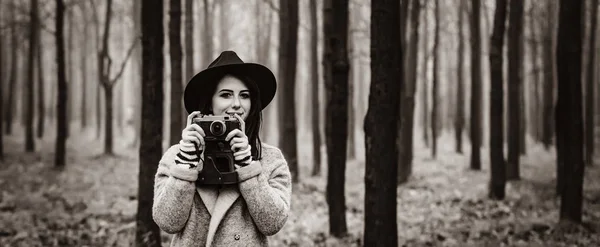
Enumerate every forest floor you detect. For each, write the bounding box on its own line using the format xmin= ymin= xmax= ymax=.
xmin=1 ymin=126 xmax=600 ymax=247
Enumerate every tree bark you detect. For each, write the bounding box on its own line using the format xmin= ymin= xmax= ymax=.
xmin=470 ymin=0 xmax=482 ymax=170
xmin=585 ymin=0 xmax=598 ymax=166
xmin=455 ymin=0 xmax=465 ymax=154
xmin=431 ymin=0 xmax=439 ymax=158
xmin=136 ymin=0 xmax=164 ymax=245
xmin=324 ymin=0 xmax=349 ymax=237
xmin=278 ymin=0 xmax=299 ymax=183
xmin=507 ymin=0 xmax=524 ymax=180
xmin=364 ymin=0 xmax=400 ymax=245
xmin=170 ymin=0 xmax=183 ymax=146
xmin=25 ymin=0 xmax=39 ymax=152
xmin=67 ymin=9 xmax=74 ymax=134
xmin=55 ymin=0 xmax=68 ymax=168
xmin=36 ymin=20 xmax=45 ymax=139
xmin=310 ymin=0 xmax=322 ymax=176
xmin=556 ymin=0 xmax=584 ymax=223
xmin=103 ymin=85 xmax=113 ymax=154
xmin=489 ymin=0 xmax=507 ymax=200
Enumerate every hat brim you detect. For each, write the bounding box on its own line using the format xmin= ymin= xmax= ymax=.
xmin=184 ymin=63 xmax=277 ymax=114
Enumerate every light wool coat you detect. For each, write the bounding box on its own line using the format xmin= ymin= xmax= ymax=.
xmin=152 ymin=143 xmax=292 ymax=247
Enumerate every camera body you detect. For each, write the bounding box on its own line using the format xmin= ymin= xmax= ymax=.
xmin=192 ymin=115 xmax=242 ymax=185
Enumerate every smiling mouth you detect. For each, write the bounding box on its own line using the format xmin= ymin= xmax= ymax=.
xmin=226 ymin=112 xmax=243 ymax=117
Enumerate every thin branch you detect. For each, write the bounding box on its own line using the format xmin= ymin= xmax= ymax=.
xmin=261 ymin=0 xmax=279 ymax=12
xmin=109 ymin=38 xmax=139 ymax=86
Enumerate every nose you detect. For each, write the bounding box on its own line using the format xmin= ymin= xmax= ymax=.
xmin=231 ymin=95 xmax=241 ymax=109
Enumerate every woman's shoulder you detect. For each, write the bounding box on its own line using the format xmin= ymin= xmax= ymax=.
xmin=260 ymin=143 xmax=285 ymax=160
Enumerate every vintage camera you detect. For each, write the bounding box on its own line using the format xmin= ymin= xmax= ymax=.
xmin=192 ymin=115 xmax=242 ymax=185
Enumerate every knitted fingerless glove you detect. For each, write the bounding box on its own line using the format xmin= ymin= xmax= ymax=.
xmin=175 ymin=140 xmax=202 ymax=169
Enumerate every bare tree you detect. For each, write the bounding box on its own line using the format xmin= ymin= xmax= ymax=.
xmin=310 ymin=0 xmax=322 ymax=176
xmin=0 ymin=1 xmax=4 ymax=160
xmin=470 ymin=0 xmax=482 ymax=170
xmin=184 ymin=0 xmax=194 ymax=89
xmin=542 ymin=1 xmax=556 ymax=150
xmin=169 ymin=0 xmax=183 ymax=146
xmin=202 ymin=0 xmax=215 ymax=67
xmin=91 ymin=0 xmax=138 ymax=155
xmin=431 ymin=0 xmax=439 ymax=158
xmin=585 ymin=0 xmax=598 ymax=166
xmin=324 ymin=0 xmax=349 ymax=237
xmin=55 ymin=0 xmax=67 ymax=168
xmin=364 ymin=0 xmax=400 ymax=245
xmin=455 ymin=0 xmax=466 ymax=154
xmin=556 ymin=0 xmax=585 ymax=223
xmin=489 ymin=0 xmax=507 ymax=200
xmin=278 ymin=0 xmax=299 ymax=183
xmin=4 ymin=0 xmax=17 ymax=135
xmin=78 ymin=2 xmax=90 ymax=130
xmin=36 ymin=12 xmax=45 ymax=139
xmin=25 ymin=0 xmax=39 ymax=152
xmin=136 ymin=0 xmax=163 ymax=245
xmin=507 ymin=0 xmax=524 ymax=180
xmin=398 ymin=0 xmax=421 ymax=184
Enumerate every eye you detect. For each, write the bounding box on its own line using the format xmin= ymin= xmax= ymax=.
xmin=219 ymin=92 xmax=233 ymax=98
xmin=240 ymin=92 xmax=251 ymax=99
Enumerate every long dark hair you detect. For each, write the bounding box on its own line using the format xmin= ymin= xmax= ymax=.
xmin=197 ymin=72 xmax=263 ymax=160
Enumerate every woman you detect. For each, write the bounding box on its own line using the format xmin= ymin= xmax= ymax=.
xmin=152 ymin=51 xmax=292 ymax=247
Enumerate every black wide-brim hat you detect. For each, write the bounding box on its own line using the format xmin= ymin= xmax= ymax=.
xmin=184 ymin=51 xmax=277 ymax=114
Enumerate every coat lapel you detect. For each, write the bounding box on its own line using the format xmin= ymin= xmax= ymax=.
xmin=196 ymin=186 xmax=218 ymax=215
xmin=204 ymin=185 xmax=240 ymax=247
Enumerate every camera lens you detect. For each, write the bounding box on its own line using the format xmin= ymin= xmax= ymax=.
xmin=210 ymin=120 xmax=226 ymax=136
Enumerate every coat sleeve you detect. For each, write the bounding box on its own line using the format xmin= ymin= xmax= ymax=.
xmin=152 ymin=145 xmax=204 ymax=234
xmin=236 ymin=146 xmax=292 ymax=236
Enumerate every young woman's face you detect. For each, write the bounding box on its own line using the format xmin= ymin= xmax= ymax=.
xmin=210 ymin=75 xmax=251 ymax=120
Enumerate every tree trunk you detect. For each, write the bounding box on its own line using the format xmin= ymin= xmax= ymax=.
xmin=25 ymin=0 xmax=39 ymax=152
xmin=323 ymin=0 xmax=349 ymax=237
xmin=37 ymin=16 xmax=45 ymax=139
xmin=556 ymin=0 xmax=584 ymax=223
xmin=202 ymin=0 xmax=214 ymax=67
xmin=364 ymin=0 xmax=400 ymax=246
xmin=310 ymin=0 xmax=322 ymax=176
xmin=184 ymin=0 xmax=194 ymax=89
xmin=0 ymin=11 xmax=4 ymax=160
xmin=528 ymin=6 xmax=541 ymax=143
xmin=470 ymin=0 xmax=482 ymax=170
xmin=80 ymin=4 xmax=89 ymax=130
xmin=103 ymin=85 xmax=113 ymax=154
xmin=5 ymin=0 xmax=17 ymax=135
xmin=542 ymin=1 xmax=556 ymax=150
xmin=67 ymin=9 xmax=74 ymax=134
xmin=55 ymin=0 xmax=68 ymax=168
xmin=455 ymin=0 xmax=465 ymax=154
xmin=421 ymin=12 xmax=429 ymax=148
xmin=278 ymin=0 xmax=299 ymax=183
xmin=169 ymin=0 xmax=183 ymax=146
xmin=130 ymin=0 xmax=142 ymax=148
xmin=431 ymin=0 xmax=440 ymax=158
xmin=398 ymin=0 xmax=420 ymax=184
xmin=585 ymin=0 xmax=598 ymax=166
xmin=507 ymin=0 xmax=524 ymax=180
xmin=136 ymin=0 xmax=163 ymax=245
xmin=489 ymin=0 xmax=507 ymax=200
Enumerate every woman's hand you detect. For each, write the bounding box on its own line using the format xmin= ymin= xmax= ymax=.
xmin=175 ymin=111 xmax=206 ymax=169
xmin=226 ymin=114 xmax=252 ymax=166
xmin=182 ymin=111 xmax=206 ymax=149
